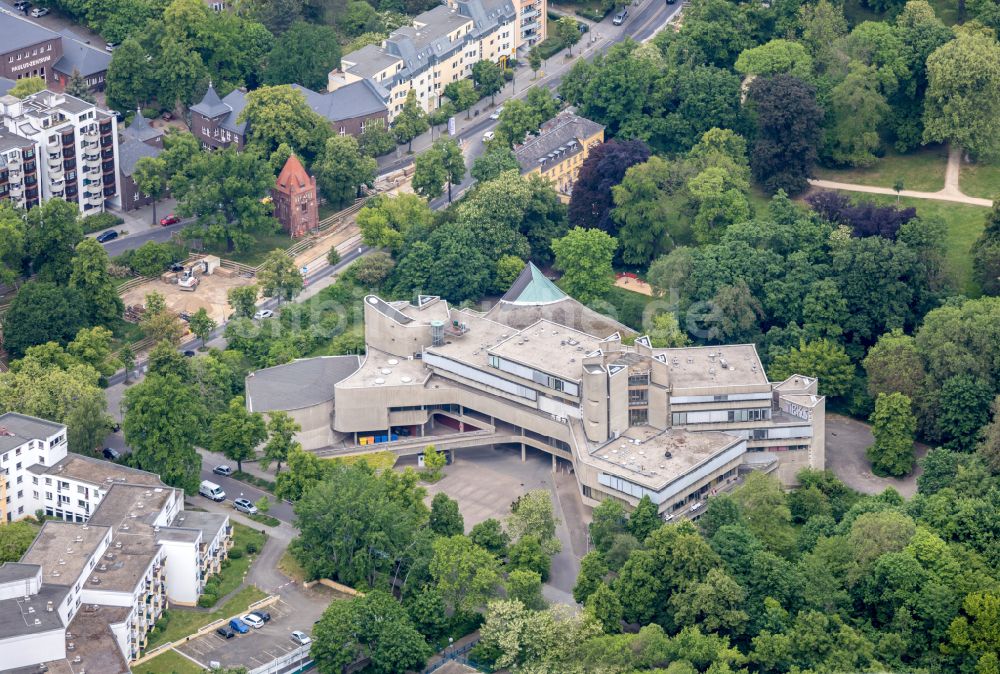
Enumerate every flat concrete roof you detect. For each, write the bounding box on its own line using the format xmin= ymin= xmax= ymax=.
xmin=169 ymin=510 xmax=227 ymax=541
xmin=88 ymin=484 xmax=174 ymax=531
xmin=0 ymin=412 xmax=63 ymax=453
xmin=21 ymin=521 xmax=110 ymax=587
xmin=247 ymin=355 xmax=361 ymax=412
xmin=423 ymin=311 xmax=512 ymax=368
xmin=44 ymin=453 xmax=163 ymax=488
xmin=489 ymin=319 xmax=600 ymax=381
xmin=658 ymin=345 xmax=769 ymax=390
xmin=61 ymin=604 xmax=131 ymax=674
xmin=0 ymin=584 xmax=69 ymax=640
xmin=588 ymin=427 xmax=743 ymax=490
xmin=0 ymin=562 xmax=39 ymax=584
xmin=339 ymin=348 xmax=429 ymax=389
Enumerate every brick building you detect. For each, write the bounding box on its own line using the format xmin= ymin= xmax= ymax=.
xmin=0 ymin=13 xmax=111 ymax=93
xmin=117 ymin=111 xmax=166 ymax=211
xmin=272 ymin=153 xmax=319 ymax=238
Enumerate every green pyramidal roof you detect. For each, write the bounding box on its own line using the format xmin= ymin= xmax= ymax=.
xmin=500 ymin=262 xmax=567 ymax=305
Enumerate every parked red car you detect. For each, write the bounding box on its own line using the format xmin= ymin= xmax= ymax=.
xmin=159 ymin=214 xmax=181 ymax=226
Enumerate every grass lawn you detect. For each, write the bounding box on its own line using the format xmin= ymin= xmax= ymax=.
xmin=194 ymin=231 xmax=293 ymax=267
xmin=208 ymin=524 xmax=267 ymax=600
xmin=813 ymin=146 xmax=948 ymax=193
xmin=826 ymin=191 xmax=989 ymax=296
xmin=132 ymin=650 xmax=203 ymax=674
xmin=145 ymin=585 xmax=268 ymax=650
xmin=278 ymin=549 xmax=307 ymax=584
xmin=329 ymin=450 xmax=397 ymax=471
xmin=960 ymin=159 xmax=1000 ymax=200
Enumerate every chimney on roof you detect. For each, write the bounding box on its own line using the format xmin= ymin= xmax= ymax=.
xmin=0 ymin=426 xmax=11 ymax=436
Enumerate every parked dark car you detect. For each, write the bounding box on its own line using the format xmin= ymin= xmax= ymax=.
xmin=102 ymin=447 xmax=121 ymax=461
xmin=248 ymin=610 xmax=271 ymax=623
xmin=183 ymin=350 xmax=196 ymax=357
xmin=216 ymin=626 xmax=235 ymax=639
xmin=178 ymin=312 xmax=191 ymax=322
xmin=229 ymin=618 xmax=250 ymax=634
xmin=96 ymin=230 xmax=118 ymax=243
xmin=13 ymin=1 xmax=30 ymax=10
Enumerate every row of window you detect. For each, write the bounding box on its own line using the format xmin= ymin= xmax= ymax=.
xmin=7 ymin=43 xmax=54 ymax=62
xmin=671 ymin=408 xmax=772 ymax=425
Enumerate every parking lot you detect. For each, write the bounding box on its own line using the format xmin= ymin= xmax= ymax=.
xmin=176 ymin=599 xmax=315 ymax=670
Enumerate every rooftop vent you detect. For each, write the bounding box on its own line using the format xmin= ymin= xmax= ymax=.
xmin=34 ymin=618 xmax=41 ymax=626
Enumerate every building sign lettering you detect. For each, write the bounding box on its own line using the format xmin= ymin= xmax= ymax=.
xmin=10 ymin=55 xmax=52 ymax=73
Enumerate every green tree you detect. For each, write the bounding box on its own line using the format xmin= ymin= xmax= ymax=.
xmin=508 ymin=534 xmax=551 ymax=580
xmin=261 ymin=411 xmax=300 ymax=473
xmin=429 ymin=492 xmax=464 ymax=537
xmin=573 ymin=551 xmax=609 ymax=604
xmin=586 ymin=583 xmax=623 ymax=633
xmin=748 ymin=74 xmax=823 ymax=194
xmin=590 ymin=499 xmax=627 ymax=554
xmin=824 ymin=63 xmax=890 ymax=168
xmin=469 ymin=518 xmax=510 ymax=557
xmin=69 ymin=238 xmax=124 ymax=325
xmin=66 ymin=392 xmax=112 ymax=455
xmin=65 ymin=69 xmax=95 ymax=104
xmin=972 ymin=204 xmax=1000 ymax=294
xmin=241 ymin=85 xmax=332 ymax=164
xmin=923 ymin=28 xmax=1000 ymax=160
xmin=422 ymin=444 xmax=447 ymax=479
xmin=312 ymin=590 xmax=432 ymax=674
xmin=161 ymin=130 xmax=201 ymax=181
xmin=393 ymin=90 xmax=429 ymax=152
xmin=140 ymin=291 xmax=183 ymax=344
xmin=627 ymin=494 xmax=662 ymax=543
xmin=0 ymin=521 xmax=40 ymax=563
xmin=358 ymin=123 xmax=397 ymax=157
xmin=472 ymin=59 xmax=504 ymax=105
xmin=867 ymin=392 xmax=916 ymax=476
xmin=437 ymin=137 xmax=466 ymax=202
xmin=412 ymin=145 xmax=448 ymax=200
xmin=507 ymin=489 xmax=560 ymax=554
xmin=123 ymin=373 xmax=205 ymax=493
xmin=947 ymin=592 xmax=1000 ymax=674
xmin=554 ymin=16 xmax=582 ymax=56
xmin=735 ymin=39 xmax=814 ymax=78
xmin=314 ymin=134 xmax=377 ymax=208
xmin=472 ymin=144 xmax=520 ymax=182
xmin=188 ymin=307 xmax=216 ymax=348
xmin=258 ymin=250 xmax=303 ymax=303
xmin=228 ymin=284 xmax=259 ymax=319
xmin=444 ymin=79 xmax=479 ymax=118
xmin=551 ymin=227 xmax=617 ymax=304
xmin=508 ymin=568 xmax=546 ymax=610
xmin=171 ymin=146 xmax=275 ymax=252
xmin=610 ymin=156 xmax=679 ymax=265
xmin=25 ymin=198 xmax=83 ymax=283
xmin=263 ymin=21 xmax=342 ymax=90
xmin=120 ymin=345 xmax=136 ymax=384
xmin=529 ymin=47 xmax=542 ymax=79
xmin=155 ymin=39 xmax=208 ymax=110
xmin=430 ymin=535 xmax=501 ymax=614
xmin=768 ymin=339 xmax=854 ymax=398
xmin=648 ymin=312 xmax=690 ymax=348
xmin=67 ymin=326 xmax=118 ymax=377
xmin=0 ymin=204 xmax=25 ymax=287
xmin=863 ymin=329 xmax=926 ymax=400
xmin=687 ymin=165 xmax=751 ymax=244
xmin=211 ymin=397 xmax=266 ymax=473
xmin=356 ymin=193 xmax=433 ymax=254
xmin=131 ymin=155 xmax=168 ymax=225
xmin=935 ymin=374 xmax=994 ymax=451
xmin=9 ymin=77 xmax=45 ymax=99
xmin=2 ymin=282 xmax=86 ymax=359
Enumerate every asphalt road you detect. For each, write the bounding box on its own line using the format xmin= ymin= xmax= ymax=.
xmin=100 ymin=219 xmax=190 ymax=257
xmin=197 ymin=463 xmax=296 ymax=523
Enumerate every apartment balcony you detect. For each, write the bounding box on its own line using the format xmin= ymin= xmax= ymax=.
xmin=23 ymin=161 xmax=35 ymax=173
xmin=101 ymin=148 xmax=114 ymax=160
xmin=84 ymin=127 xmax=99 ymax=140
xmin=62 ymin=134 xmax=74 ymax=148
xmin=521 ymin=8 xmax=539 ymax=20
xmin=6 ymin=155 xmax=21 ymax=168
xmin=9 ymin=183 xmax=23 ymax=196
xmin=521 ymin=21 xmax=539 ymax=32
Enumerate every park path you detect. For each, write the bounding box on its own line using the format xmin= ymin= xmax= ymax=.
xmin=808 ymin=145 xmax=994 ymax=208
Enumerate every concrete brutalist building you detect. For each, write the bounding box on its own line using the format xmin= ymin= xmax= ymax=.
xmin=248 ymin=263 xmax=825 ymax=518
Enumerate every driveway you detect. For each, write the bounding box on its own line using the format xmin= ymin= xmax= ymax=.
xmin=825 ymin=414 xmax=926 ymax=498
xmin=197 ymin=447 xmax=295 ymax=524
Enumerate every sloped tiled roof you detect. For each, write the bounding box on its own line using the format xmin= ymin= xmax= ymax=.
xmin=118 ymin=136 xmax=161 ymax=176
xmin=53 ymin=37 xmax=111 ymax=78
xmin=275 ymin=153 xmax=312 ymax=191
xmin=0 ymin=11 xmax=58 ymax=52
xmin=122 ymin=111 xmax=163 ymax=143
xmin=292 ymin=81 xmax=388 ymax=122
xmin=189 ymin=83 xmax=231 ymax=118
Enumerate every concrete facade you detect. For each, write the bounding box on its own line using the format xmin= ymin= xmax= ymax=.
xmin=0 ymin=89 xmax=119 ymax=213
xmin=331 ymin=0 xmax=546 ymax=118
xmin=248 ymin=264 xmax=826 ymax=518
xmin=0 ymin=413 xmax=232 ymax=670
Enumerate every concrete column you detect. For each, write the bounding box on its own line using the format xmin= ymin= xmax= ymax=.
xmin=551 ymin=454 xmax=557 ymax=473
xmin=353 ymin=432 xmax=357 ymax=445
xmin=521 ymin=443 xmax=526 ymax=462
xmin=420 ymin=425 xmax=425 ymax=437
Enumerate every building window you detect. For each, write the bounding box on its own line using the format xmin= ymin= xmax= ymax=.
xmin=628 ymin=373 xmax=649 ymax=386
xmin=629 ymin=409 xmax=648 ymax=425
xmin=628 ymin=389 xmax=648 ymax=405
xmin=672 ymin=412 xmax=687 ymax=425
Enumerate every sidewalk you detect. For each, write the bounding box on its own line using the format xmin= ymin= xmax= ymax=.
xmin=376 ymin=22 xmax=620 ymax=172
xmin=114 ymin=197 xmax=179 ymax=237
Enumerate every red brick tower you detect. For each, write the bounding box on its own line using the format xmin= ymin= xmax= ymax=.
xmin=272 ymin=154 xmax=319 ymax=239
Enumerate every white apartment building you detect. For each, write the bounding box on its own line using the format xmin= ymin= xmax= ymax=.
xmin=248 ymin=263 xmax=826 ymax=519
xmin=0 ymin=413 xmax=232 ymax=672
xmin=0 ymin=88 xmax=119 ymax=213
xmin=330 ymin=0 xmax=546 ymax=118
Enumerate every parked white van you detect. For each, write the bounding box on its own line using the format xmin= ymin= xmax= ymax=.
xmin=199 ymin=480 xmax=226 ymax=502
